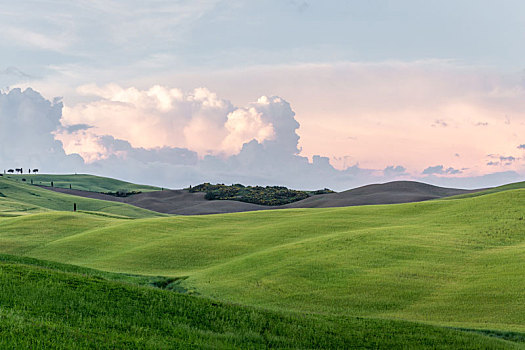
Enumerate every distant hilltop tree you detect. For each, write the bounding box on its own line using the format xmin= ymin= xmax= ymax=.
xmin=15 ymin=168 xmax=22 ymax=174
xmin=7 ymin=169 xmax=14 ymax=173
xmin=32 ymin=169 xmax=39 ymax=173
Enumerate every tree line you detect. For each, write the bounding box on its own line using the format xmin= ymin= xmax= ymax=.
xmin=4 ymin=168 xmax=39 ymax=174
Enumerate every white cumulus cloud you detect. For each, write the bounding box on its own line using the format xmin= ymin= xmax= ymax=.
xmin=59 ymin=84 xmax=283 ymax=160
xmin=223 ymin=107 xmax=275 ymax=154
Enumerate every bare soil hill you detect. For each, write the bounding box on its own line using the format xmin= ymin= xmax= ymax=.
xmin=39 ymin=181 xmax=479 ymax=215
xmin=38 ymin=187 xmax=268 ymax=215
xmin=283 ymin=181 xmax=478 ymax=208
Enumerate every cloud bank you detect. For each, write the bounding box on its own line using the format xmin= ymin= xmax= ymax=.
xmin=1 ymin=87 xmax=523 ymax=191
xmin=0 ymin=88 xmax=83 ymax=172
xmin=11 ymin=60 xmax=525 ymax=182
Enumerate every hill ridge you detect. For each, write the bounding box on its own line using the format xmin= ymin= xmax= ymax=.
xmin=35 ymin=177 xmax=485 ymax=215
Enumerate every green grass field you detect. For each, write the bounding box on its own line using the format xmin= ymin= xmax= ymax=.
xmin=0 ymin=175 xmax=524 ymax=348
xmin=3 ymin=173 xmax=161 ymax=192
xmin=2 ymin=254 xmax=521 ymax=349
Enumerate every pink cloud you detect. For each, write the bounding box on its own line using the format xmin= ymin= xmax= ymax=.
xmin=59 ymin=85 xmax=282 ymax=160
xmin=44 ymin=61 xmax=525 ymax=179
xmin=161 ymin=61 xmax=524 ymax=177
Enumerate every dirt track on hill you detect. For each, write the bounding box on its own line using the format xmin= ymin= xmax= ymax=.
xmin=39 ymin=181 xmax=480 ymax=215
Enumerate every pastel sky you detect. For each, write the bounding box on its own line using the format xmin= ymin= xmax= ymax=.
xmin=1 ymin=1 xmax=524 ymax=189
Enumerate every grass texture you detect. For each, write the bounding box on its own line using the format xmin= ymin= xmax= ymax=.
xmin=0 ymin=254 xmax=521 ymax=349
xmin=1 ymin=174 xmax=523 ymax=347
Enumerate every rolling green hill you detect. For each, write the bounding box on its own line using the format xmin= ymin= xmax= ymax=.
xmin=2 ymin=254 xmax=519 ymax=349
xmin=0 ymin=176 xmax=165 ymax=219
xmin=1 ymin=186 xmax=523 ymax=335
xmin=3 ymin=173 xmax=161 ymax=193
xmin=0 ymin=174 xmax=523 ymax=347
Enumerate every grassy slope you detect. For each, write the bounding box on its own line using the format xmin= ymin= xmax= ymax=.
xmin=4 ymin=173 xmax=161 ymax=192
xmin=442 ymin=181 xmax=525 ymax=200
xmin=1 ymin=188 xmax=523 ymax=334
xmin=0 ymin=177 xmax=165 ymax=219
xmin=0 ymin=254 xmax=521 ymax=349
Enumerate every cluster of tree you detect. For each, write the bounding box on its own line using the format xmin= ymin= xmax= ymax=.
xmin=310 ymin=188 xmax=335 ymax=195
xmin=102 ymin=190 xmax=142 ymax=197
xmin=189 ymin=183 xmax=333 ymax=206
xmin=5 ymin=168 xmax=38 ymax=174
